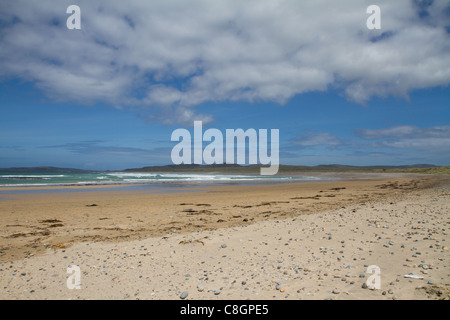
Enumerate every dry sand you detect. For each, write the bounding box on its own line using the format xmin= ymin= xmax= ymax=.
xmin=0 ymin=174 xmax=449 ymax=300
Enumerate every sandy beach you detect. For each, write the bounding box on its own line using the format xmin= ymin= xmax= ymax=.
xmin=0 ymin=173 xmax=449 ymax=300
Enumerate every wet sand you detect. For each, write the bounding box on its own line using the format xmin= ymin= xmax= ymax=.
xmin=0 ymin=174 xmax=449 ymax=299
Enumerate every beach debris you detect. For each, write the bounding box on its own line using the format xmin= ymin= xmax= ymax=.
xmin=404 ymin=273 xmax=424 ymax=280
xmin=178 ymin=237 xmax=208 ymax=246
xmin=51 ymin=243 xmax=66 ymax=249
xmin=179 ymin=239 xmax=204 ymax=245
xmin=48 ymin=223 xmax=64 ymax=228
xmin=39 ymin=219 xmax=62 ymax=223
xmin=86 ymin=204 xmax=98 ymax=207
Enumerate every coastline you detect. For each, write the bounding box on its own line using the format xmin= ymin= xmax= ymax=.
xmin=0 ymin=171 xmax=436 ymax=192
xmin=0 ymin=173 xmax=449 ymax=299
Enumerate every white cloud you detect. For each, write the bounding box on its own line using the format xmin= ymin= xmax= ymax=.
xmin=356 ymin=125 xmax=450 ymax=139
xmin=356 ymin=125 xmax=450 ymax=149
xmin=143 ymin=105 xmax=214 ymax=127
xmin=356 ymin=125 xmax=418 ymax=139
xmin=1 ymin=0 xmax=450 ymax=124
xmin=293 ymin=132 xmax=341 ymax=147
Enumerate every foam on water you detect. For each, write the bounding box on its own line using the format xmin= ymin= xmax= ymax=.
xmin=0 ymin=171 xmax=322 ymax=188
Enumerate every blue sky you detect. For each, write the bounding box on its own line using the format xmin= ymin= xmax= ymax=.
xmin=1 ymin=0 xmax=449 ymax=170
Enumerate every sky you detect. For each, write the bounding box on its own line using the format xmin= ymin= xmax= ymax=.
xmin=0 ymin=0 xmax=449 ymax=170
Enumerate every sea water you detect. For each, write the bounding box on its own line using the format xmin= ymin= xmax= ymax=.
xmin=0 ymin=171 xmax=330 ymax=195
xmin=0 ymin=171 xmax=328 ymax=187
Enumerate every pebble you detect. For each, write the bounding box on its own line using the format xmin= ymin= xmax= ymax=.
xmin=221 ymin=244 xmax=227 ymax=248
xmin=197 ymin=284 xmax=204 ymax=292
xmin=332 ymin=289 xmax=340 ymax=294
xmin=180 ymin=291 xmax=189 ymax=299
xmin=214 ymin=290 xmax=221 ymax=295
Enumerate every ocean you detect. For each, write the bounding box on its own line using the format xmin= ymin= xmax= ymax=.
xmin=0 ymin=171 xmax=323 ymax=188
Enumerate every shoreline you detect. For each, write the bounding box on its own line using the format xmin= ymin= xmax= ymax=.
xmin=0 ymin=174 xmax=448 ymax=299
xmin=0 ymin=171 xmax=438 ymax=193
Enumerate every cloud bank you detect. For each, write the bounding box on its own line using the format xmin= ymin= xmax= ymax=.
xmin=356 ymin=125 xmax=450 ymax=149
xmin=1 ymin=0 xmax=449 ymax=125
